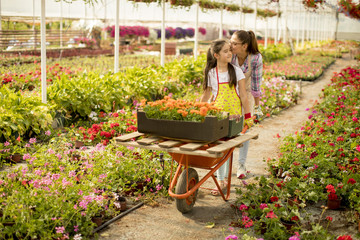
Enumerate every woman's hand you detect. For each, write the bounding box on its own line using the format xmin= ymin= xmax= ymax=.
xmin=229 ymin=114 xmax=242 ymax=122
xmin=244 ymin=118 xmax=254 ymax=128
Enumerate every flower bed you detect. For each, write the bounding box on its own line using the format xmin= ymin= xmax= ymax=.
xmin=0 ymin=107 xmax=171 ymax=239
xmin=263 ymin=53 xmax=335 ymax=81
xmin=228 ymin=65 xmax=360 ymax=239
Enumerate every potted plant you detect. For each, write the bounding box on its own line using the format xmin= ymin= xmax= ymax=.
xmin=169 ymin=0 xmax=194 ymax=8
xmin=138 ymin=97 xmax=229 ymax=141
xmin=242 ymin=6 xmax=254 ymax=14
xmin=225 ymin=3 xmax=240 ymax=12
xmin=326 ymin=184 xmax=341 ymax=209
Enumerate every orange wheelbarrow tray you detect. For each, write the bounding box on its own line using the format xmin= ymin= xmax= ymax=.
xmin=115 ymin=131 xmax=258 ymax=213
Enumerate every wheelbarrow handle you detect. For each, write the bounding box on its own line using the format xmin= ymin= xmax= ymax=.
xmin=240 ymin=115 xmax=257 ymax=135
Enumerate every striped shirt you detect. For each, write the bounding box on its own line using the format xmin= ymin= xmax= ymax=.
xmin=231 ymin=53 xmax=263 ymax=98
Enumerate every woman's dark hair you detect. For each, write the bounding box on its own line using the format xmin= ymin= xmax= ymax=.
xmin=203 ymin=39 xmax=237 ymax=91
xmin=233 ymin=30 xmax=260 ymax=55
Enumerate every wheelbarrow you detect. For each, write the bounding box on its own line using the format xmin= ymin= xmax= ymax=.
xmin=115 ymin=130 xmax=258 ymax=213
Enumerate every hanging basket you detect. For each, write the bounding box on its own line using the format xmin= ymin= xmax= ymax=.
xmin=169 ymin=0 xmax=194 ymax=7
xmin=242 ymin=6 xmax=254 ymax=14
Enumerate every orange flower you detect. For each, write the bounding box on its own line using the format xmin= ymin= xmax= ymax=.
xmin=140 ymin=99 xmax=147 ymax=107
xmin=199 ymin=107 xmax=208 ymax=117
xmin=190 ymin=109 xmax=200 ymax=115
xmin=177 ymin=110 xmax=188 ymax=117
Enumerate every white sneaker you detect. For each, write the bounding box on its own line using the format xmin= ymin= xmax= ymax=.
xmin=237 ymin=164 xmax=247 ymax=179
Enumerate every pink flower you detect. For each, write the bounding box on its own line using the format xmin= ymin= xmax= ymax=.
xmin=45 ymin=130 xmax=51 ymax=136
xmin=352 ymin=117 xmax=358 ymax=122
xmin=259 ymin=203 xmax=268 ymax=210
xmin=239 ymin=204 xmax=248 ymax=211
xmin=225 ymin=235 xmax=238 ymax=240
xmin=55 ymin=226 xmax=65 ymax=234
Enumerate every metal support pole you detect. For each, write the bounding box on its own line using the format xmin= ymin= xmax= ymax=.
xmin=160 ymin=0 xmax=165 ymax=67
xmin=219 ymin=8 xmax=223 ymax=39
xmin=301 ymin=10 xmax=305 ymax=48
xmin=60 ymin=0 xmax=63 ymax=47
xmin=194 ymin=3 xmax=199 ymax=59
xmin=275 ymin=2 xmax=279 ymax=45
xmin=254 ymin=0 xmax=257 ymax=35
xmin=0 ymin=0 xmax=2 ymax=31
xmin=114 ymin=0 xmax=119 ymax=73
xmin=41 ymin=0 xmax=47 ymax=103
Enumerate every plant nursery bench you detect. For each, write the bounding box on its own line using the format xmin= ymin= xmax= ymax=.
xmin=115 ymin=131 xmax=259 ymax=213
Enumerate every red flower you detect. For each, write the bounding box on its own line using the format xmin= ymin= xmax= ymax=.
xmin=336 ymin=136 xmax=344 ymax=142
xmin=270 ymin=196 xmax=279 ymax=202
xmin=276 ymin=181 xmax=284 ymax=189
xmin=265 ymin=211 xmax=277 ymax=219
xmin=337 ymin=236 xmax=352 ymax=240
xmin=328 ymin=192 xmax=338 ymax=200
xmin=326 ymin=184 xmax=336 ymax=193
xmin=310 ymin=151 xmax=318 ymax=159
xmin=347 ymin=178 xmax=356 ymax=185
xmin=291 ymin=216 xmax=299 ymax=221
xmin=326 ymin=216 xmax=333 ymax=222
xmin=112 ymin=112 xmax=119 ymax=118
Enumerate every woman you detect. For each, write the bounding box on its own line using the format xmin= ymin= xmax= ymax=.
xmin=230 ymin=30 xmax=263 ymax=179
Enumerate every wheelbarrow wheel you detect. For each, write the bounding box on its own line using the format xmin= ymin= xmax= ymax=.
xmin=175 ymin=168 xmax=199 ymax=213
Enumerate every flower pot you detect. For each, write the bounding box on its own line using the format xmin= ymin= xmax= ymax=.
xmin=91 ymin=216 xmax=103 ymax=227
xmin=72 ymin=154 xmax=81 ymax=162
xmin=281 ymin=219 xmax=296 ymax=232
xmin=288 ymin=197 xmax=302 ymax=207
xmin=75 ymin=140 xmax=84 ymax=149
xmin=137 ymin=110 xmax=229 ymax=142
xmin=28 ymin=85 xmax=35 ymax=91
xmin=119 ymin=196 xmax=127 ymax=211
xmin=327 ymin=198 xmax=341 ymax=210
xmin=11 ymin=153 xmax=23 ymax=163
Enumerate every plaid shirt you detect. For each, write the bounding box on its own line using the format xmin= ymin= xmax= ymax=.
xmin=231 ymin=53 xmax=263 ymax=98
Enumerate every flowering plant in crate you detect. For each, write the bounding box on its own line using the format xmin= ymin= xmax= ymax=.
xmin=141 ymin=96 xmax=226 ymax=122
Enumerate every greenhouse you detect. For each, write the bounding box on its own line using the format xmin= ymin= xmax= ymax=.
xmin=0 ymin=0 xmax=359 ymax=239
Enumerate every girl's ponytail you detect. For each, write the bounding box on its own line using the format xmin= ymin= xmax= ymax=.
xmin=247 ymin=30 xmax=259 ymax=55
xmin=203 ymin=48 xmax=216 ymax=90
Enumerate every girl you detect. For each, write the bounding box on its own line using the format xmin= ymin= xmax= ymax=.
xmin=230 ymin=30 xmax=263 ymax=179
xmin=200 ymin=39 xmax=253 ymax=195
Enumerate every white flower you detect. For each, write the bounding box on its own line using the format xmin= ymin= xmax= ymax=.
xmin=74 ymin=234 xmax=82 ymax=240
